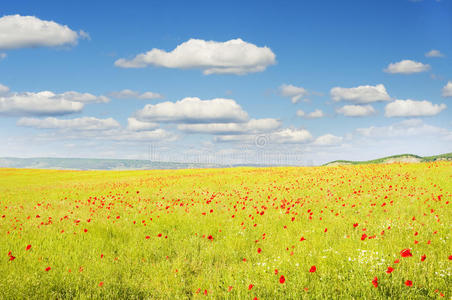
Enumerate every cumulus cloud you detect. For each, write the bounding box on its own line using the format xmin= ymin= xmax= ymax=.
xmin=127 ymin=117 xmax=159 ymax=131
xmin=177 ymin=118 xmax=281 ymax=135
xmin=384 ymin=59 xmax=430 ymax=74
xmin=51 ymin=91 xmax=109 ymax=103
xmin=296 ymin=109 xmax=324 ymax=118
xmin=0 ymin=91 xmax=84 ymax=116
xmin=109 ymin=89 xmax=164 ymax=100
xmin=330 ymin=84 xmax=391 ymax=103
xmin=312 ymin=134 xmax=343 ymax=146
xmin=17 ymin=117 xmax=120 ymax=130
xmin=114 ymin=38 xmax=276 ymax=75
xmin=442 ymin=81 xmax=452 ymax=97
xmin=215 ymin=128 xmax=312 ymax=144
xmin=425 ymin=49 xmax=444 ymax=58
xmin=0 ymin=15 xmax=87 ymax=50
xmin=135 ymin=97 xmax=249 ymax=123
xmin=280 ymin=84 xmax=308 ymax=103
xmin=385 ymin=99 xmax=446 ymax=117
xmin=356 ymin=118 xmax=451 ymax=138
xmin=336 ymin=104 xmax=376 ymax=117
xmin=0 ymin=87 xmax=109 ymax=116
xmin=0 ymin=83 xmax=9 ymax=95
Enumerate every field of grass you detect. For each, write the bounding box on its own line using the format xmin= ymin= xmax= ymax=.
xmin=0 ymin=162 xmax=451 ymax=299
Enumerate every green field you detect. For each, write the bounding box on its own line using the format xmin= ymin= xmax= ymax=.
xmin=1 ymin=162 xmax=451 ymax=299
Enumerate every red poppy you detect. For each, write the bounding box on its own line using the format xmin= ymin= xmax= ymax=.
xmin=279 ymin=275 xmax=285 ymax=284
xmin=274 ymin=269 xmax=278 ymax=274
xmin=309 ymin=265 xmax=316 ymax=273
xmin=372 ymin=277 xmax=378 ymax=288
xmin=421 ymin=254 xmax=426 ymax=262
xmin=448 ymin=255 xmax=452 ymax=260
xmin=248 ymin=284 xmax=254 ymax=290
xmin=300 ymin=236 xmax=306 ymax=241
xmin=361 ymin=234 xmax=367 ymax=241
xmin=257 ymin=248 xmax=262 ymax=254
xmin=353 ymin=223 xmax=358 ymax=228
xmin=157 ymin=233 xmax=162 ymax=237
xmin=228 ymin=286 xmax=233 ymax=292
xmin=45 ymin=267 xmax=51 ymax=271
xmin=145 ymin=236 xmax=150 ymax=239
xmin=26 ymin=245 xmax=31 ymax=251
xmin=9 ymin=255 xmax=15 ymax=261
xmin=405 ymin=280 xmax=412 ymax=287
xmin=99 ymin=282 xmax=104 ymax=287
xmin=386 ymin=266 xmax=394 ymax=274
xmin=207 ymin=235 xmax=213 ymax=241
xmin=394 ymin=259 xmax=400 ymax=264
xmin=400 ymin=248 xmax=412 ymax=257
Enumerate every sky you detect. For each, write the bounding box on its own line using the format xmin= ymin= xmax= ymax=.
xmin=0 ymin=0 xmax=451 ymax=165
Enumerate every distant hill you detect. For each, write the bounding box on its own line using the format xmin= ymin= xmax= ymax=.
xmin=323 ymin=153 xmax=452 ymax=166
xmin=0 ymin=157 xmax=223 ymax=170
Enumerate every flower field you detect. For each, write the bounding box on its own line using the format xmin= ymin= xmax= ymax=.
xmin=0 ymin=162 xmax=450 ymax=299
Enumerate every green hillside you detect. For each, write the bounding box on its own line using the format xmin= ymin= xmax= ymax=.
xmin=324 ymin=152 xmax=452 ymax=166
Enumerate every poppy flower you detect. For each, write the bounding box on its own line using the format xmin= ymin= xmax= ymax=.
xmin=372 ymin=277 xmax=378 ymax=288
xmin=257 ymin=248 xmax=262 ymax=254
xmin=421 ymin=254 xmax=426 ymax=261
xmin=9 ymin=255 xmax=15 ymax=261
xmin=26 ymin=245 xmax=31 ymax=251
xmin=99 ymin=282 xmax=104 ymax=287
xmin=386 ymin=266 xmax=394 ymax=274
xmin=274 ymin=269 xmax=278 ymax=274
xmin=157 ymin=233 xmax=162 ymax=237
xmin=405 ymin=280 xmax=412 ymax=287
xmin=300 ymin=236 xmax=306 ymax=241
xmin=248 ymin=284 xmax=254 ymax=290
xmin=279 ymin=275 xmax=285 ymax=284
xmin=400 ymin=248 xmax=412 ymax=257
xmin=353 ymin=223 xmax=358 ymax=228
xmin=361 ymin=234 xmax=367 ymax=240
xmin=394 ymin=259 xmax=400 ymax=264
xmin=309 ymin=265 xmax=316 ymax=272
xmin=228 ymin=286 xmax=233 ymax=292
xmin=207 ymin=235 xmax=213 ymax=241
xmin=45 ymin=267 xmax=51 ymax=271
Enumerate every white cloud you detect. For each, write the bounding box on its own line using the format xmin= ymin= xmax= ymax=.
xmin=312 ymin=134 xmax=343 ymax=146
xmin=330 ymin=84 xmax=391 ymax=103
xmin=51 ymin=91 xmax=109 ymax=103
xmin=280 ymin=84 xmax=308 ymax=103
xmin=384 ymin=59 xmax=430 ymax=74
xmin=135 ymin=97 xmax=249 ymax=123
xmin=0 ymin=91 xmax=84 ymax=116
xmin=385 ymin=99 xmax=446 ymax=117
xmin=0 ymin=83 xmax=9 ymax=95
xmin=215 ymin=128 xmax=312 ymax=144
xmin=356 ymin=118 xmax=451 ymax=138
xmin=177 ymin=118 xmax=281 ymax=134
xmin=127 ymin=117 xmax=158 ymax=131
xmin=442 ymin=81 xmax=452 ymax=97
xmin=114 ymin=38 xmax=276 ymax=75
xmin=296 ymin=109 xmax=324 ymax=118
xmin=17 ymin=117 xmax=120 ymax=130
xmin=0 ymin=15 xmax=87 ymax=50
xmin=425 ymin=49 xmax=444 ymax=58
xmin=0 ymin=53 xmax=6 ymax=60
xmin=336 ymin=104 xmax=376 ymax=117
xmin=109 ymin=89 xmax=164 ymax=100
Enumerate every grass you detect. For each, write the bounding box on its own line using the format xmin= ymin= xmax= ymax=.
xmin=0 ymin=162 xmax=451 ymax=299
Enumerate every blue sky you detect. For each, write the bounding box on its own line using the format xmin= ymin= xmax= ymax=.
xmin=0 ymin=0 xmax=451 ymax=165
